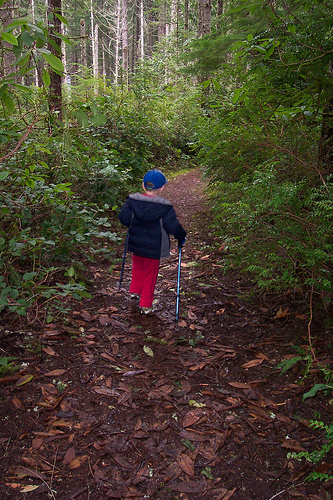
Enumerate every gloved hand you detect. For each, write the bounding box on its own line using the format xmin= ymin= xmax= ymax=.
xmin=178 ymin=238 xmax=186 ymax=248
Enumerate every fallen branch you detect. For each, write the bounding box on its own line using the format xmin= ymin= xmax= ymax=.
xmin=0 ymin=116 xmax=41 ymax=163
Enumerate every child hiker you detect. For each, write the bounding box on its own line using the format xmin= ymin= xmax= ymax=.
xmin=119 ymin=169 xmax=186 ymax=314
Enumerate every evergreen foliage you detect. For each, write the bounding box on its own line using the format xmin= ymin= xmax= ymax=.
xmin=193 ymin=0 xmax=333 ymax=307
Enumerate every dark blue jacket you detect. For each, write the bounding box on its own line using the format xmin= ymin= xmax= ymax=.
xmin=119 ymin=193 xmax=186 ymax=259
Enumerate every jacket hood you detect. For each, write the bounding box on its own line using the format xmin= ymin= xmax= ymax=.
xmin=128 ymin=193 xmax=172 ymax=223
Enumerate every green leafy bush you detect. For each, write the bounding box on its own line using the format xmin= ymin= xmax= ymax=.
xmin=0 ymin=63 xmax=199 ymax=321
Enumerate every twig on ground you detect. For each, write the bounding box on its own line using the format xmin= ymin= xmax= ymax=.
xmin=19 ymin=466 xmax=57 ymax=500
xmin=49 ymin=440 xmax=60 ymax=498
xmin=267 ymin=482 xmax=305 ymax=500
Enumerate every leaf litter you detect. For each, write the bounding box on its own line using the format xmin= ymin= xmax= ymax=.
xmin=0 ymin=170 xmax=332 ymax=499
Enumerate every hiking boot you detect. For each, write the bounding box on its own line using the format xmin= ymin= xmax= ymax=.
xmin=129 ymin=293 xmax=140 ymax=311
xmin=140 ymin=306 xmax=154 ymax=315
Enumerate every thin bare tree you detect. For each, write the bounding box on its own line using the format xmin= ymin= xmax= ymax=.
xmin=48 ymin=0 xmax=63 ymax=117
xmin=121 ymin=0 xmax=128 ymax=86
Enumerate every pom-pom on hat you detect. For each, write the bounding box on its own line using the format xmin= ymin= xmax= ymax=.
xmin=143 ymin=169 xmax=167 ymax=190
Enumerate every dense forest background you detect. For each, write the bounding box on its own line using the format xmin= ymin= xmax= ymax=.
xmin=0 ymin=0 xmax=332 ymax=329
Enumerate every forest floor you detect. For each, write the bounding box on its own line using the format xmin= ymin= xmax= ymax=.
xmin=1 ymin=169 xmax=333 ymax=500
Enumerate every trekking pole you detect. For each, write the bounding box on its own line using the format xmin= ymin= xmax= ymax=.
xmin=175 ymin=245 xmax=182 ymax=324
xmin=118 ymin=228 xmax=129 ymax=291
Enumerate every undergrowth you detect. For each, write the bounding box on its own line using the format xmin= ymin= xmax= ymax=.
xmin=0 ymin=82 xmax=199 ymax=324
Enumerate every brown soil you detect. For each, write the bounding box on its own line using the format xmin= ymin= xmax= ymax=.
xmin=1 ymin=169 xmax=333 ymax=500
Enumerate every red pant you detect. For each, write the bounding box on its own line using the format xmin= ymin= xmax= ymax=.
xmin=129 ymin=254 xmax=160 ymax=308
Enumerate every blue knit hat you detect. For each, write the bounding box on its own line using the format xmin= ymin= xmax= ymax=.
xmin=143 ymin=169 xmax=167 ymax=190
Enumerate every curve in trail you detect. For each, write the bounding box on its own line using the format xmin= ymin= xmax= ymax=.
xmin=108 ymin=168 xmax=323 ymax=500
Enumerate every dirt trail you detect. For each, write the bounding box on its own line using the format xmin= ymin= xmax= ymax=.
xmin=0 ymin=169 xmax=332 ymax=500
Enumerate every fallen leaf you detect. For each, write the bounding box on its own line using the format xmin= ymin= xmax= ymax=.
xmin=281 ymin=439 xmax=306 ymax=452
xmin=177 ymin=453 xmax=195 ymax=476
xmin=21 ymin=485 xmax=40 ymax=493
xmin=276 ymin=414 xmax=291 ymax=424
xmin=143 ymin=345 xmax=154 ymax=357
xmin=161 ymin=462 xmax=182 ymax=482
xmin=198 ymin=446 xmax=216 ymax=461
xmin=12 ymin=397 xmax=25 ymax=410
xmin=121 ymin=370 xmax=147 ymax=377
xmin=42 ymin=346 xmax=58 ymax=356
xmin=21 ymin=456 xmax=38 ymax=467
xmin=177 ymin=319 xmax=187 ymax=328
xmin=133 ymin=465 xmax=152 ymax=484
xmin=101 ymin=352 xmax=115 ymax=362
xmin=181 ymin=379 xmax=192 ymax=394
xmin=92 ymin=387 xmax=120 ymax=396
xmin=179 ymin=430 xmax=209 ymax=442
xmin=112 ymin=453 xmax=132 ymax=468
xmin=14 ymin=466 xmax=48 ymax=480
xmin=15 ymin=374 xmax=34 ymax=386
xmin=68 ymin=455 xmax=88 ymax=469
xmin=5 ymin=483 xmax=22 ymax=489
xmin=40 ymin=383 xmax=58 ymax=394
xmin=188 ymin=310 xmax=197 ymax=320
xmin=52 ymin=419 xmax=73 ymax=428
xmin=274 ymin=307 xmax=289 ymax=319
xmin=216 ymin=308 xmax=226 ymax=315
xmin=248 ymin=406 xmax=272 ymax=421
xmin=32 ymin=437 xmax=43 ymax=450
xmin=228 ymin=381 xmax=250 ymax=389
xmin=189 ymin=400 xmax=206 ymax=408
xmin=62 ymin=446 xmax=76 ymax=465
xmin=183 ymin=409 xmax=205 ymax=428
xmin=99 ymin=314 xmax=113 ymax=325
xmin=148 ymin=384 xmax=173 ymax=399
xmin=44 ymin=369 xmax=67 ymax=377
xmin=189 ymin=362 xmax=206 ymax=371
xmin=255 ymin=352 xmax=270 ymax=361
xmin=190 ymin=323 xmax=199 ymax=330
xmin=241 ymin=358 xmax=264 ymax=369
xmin=80 ymin=310 xmax=98 ymax=321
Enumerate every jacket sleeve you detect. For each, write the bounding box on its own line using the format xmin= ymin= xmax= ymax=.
xmin=118 ymin=198 xmax=133 ymax=227
xmin=162 ymin=207 xmax=186 ymax=242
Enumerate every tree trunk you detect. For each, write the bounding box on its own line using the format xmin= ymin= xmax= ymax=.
xmin=147 ymin=0 xmax=154 ymax=57
xmin=94 ymin=22 xmax=99 ymax=80
xmin=61 ymin=22 xmax=68 ymax=89
xmin=184 ymin=0 xmax=189 ymax=31
xmin=115 ymin=0 xmax=121 ymax=83
xmin=121 ymin=0 xmax=128 ymax=87
xmin=217 ymin=0 xmax=224 ymax=29
xmin=1 ymin=0 xmax=16 ymax=79
xmin=48 ymin=0 xmax=62 ymax=118
xmin=319 ymin=62 xmax=333 ymax=171
xmin=80 ymin=19 xmax=87 ymax=68
xmin=170 ymin=0 xmax=177 ymax=34
xmin=90 ymin=0 xmax=95 ymax=76
xmin=140 ymin=0 xmax=144 ymax=60
xmin=102 ymin=44 xmax=106 ymax=81
xmin=158 ymin=2 xmax=167 ymax=42
xmin=131 ymin=0 xmax=139 ymax=74
xmin=31 ymin=0 xmax=39 ymax=86
xmin=198 ymin=0 xmax=211 ymax=37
